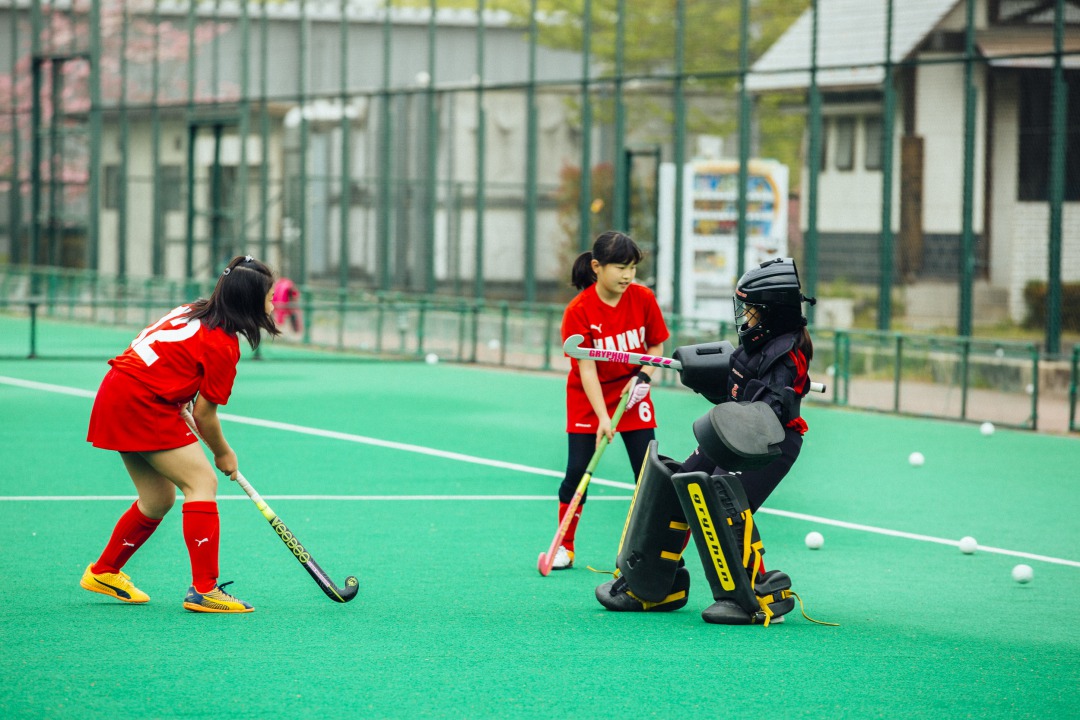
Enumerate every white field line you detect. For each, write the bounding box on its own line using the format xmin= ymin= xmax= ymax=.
xmin=757 ymin=507 xmax=1080 ymax=568
xmin=2 ymin=374 xmax=1078 ymax=569
xmin=0 ymin=374 xmax=632 ymax=489
xmin=0 ymin=494 xmax=629 ymax=502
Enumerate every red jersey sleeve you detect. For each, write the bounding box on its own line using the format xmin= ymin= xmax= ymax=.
xmin=197 ymin=329 xmax=240 ymax=405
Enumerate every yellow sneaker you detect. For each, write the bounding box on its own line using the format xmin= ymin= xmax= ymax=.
xmin=80 ymin=564 xmax=150 ymax=603
xmin=183 ymin=581 xmax=254 ymax=613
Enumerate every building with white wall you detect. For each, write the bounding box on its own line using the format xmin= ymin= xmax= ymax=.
xmin=749 ymin=0 xmax=1079 ymax=323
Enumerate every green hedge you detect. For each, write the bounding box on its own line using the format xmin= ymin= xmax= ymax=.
xmin=1023 ymin=281 xmax=1080 ymax=332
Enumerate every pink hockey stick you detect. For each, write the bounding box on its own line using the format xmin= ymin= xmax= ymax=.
xmin=562 ymin=334 xmax=826 ymax=393
xmin=537 ymin=390 xmax=630 ymax=576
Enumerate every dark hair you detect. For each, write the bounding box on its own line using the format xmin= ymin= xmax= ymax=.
xmin=570 ymin=230 xmax=643 ymax=290
xmin=188 ymin=255 xmax=281 ymax=350
xmin=796 ymin=327 xmax=814 ymax=363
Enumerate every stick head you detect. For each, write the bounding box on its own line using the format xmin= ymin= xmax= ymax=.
xmin=563 ymin=334 xmax=587 ymax=359
xmin=537 ymin=552 xmax=552 ymax=577
xmin=336 ymin=577 xmax=360 ymax=602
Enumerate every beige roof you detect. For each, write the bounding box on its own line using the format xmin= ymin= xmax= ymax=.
xmin=748 ymin=0 xmax=961 ymax=92
xmin=978 ymin=26 xmax=1080 ymax=68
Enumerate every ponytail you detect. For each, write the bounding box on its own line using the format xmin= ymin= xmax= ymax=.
xmin=571 ymin=251 xmax=596 ymax=290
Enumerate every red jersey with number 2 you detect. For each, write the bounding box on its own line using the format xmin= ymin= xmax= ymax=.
xmin=562 ymin=282 xmax=669 ymax=433
xmin=109 ymin=304 xmax=240 ymax=405
xmin=87 ymin=305 xmax=240 ymax=452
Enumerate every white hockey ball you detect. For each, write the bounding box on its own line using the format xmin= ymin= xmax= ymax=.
xmin=980 ymin=422 xmax=995 ymax=436
xmin=424 ymin=353 xmax=439 ymax=365
xmin=958 ymin=536 xmax=977 ymax=554
xmin=805 ymin=531 xmax=824 ymax=550
xmin=909 ymin=451 xmax=925 ymax=467
xmin=1012 ymin=564 xmax=1033 ymax=584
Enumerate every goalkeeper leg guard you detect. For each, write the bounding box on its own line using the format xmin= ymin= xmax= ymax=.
xmin=671 ymin=471 xmax=793 ymax=626
xmin=613 ymin=440 xmax=691 ymax=603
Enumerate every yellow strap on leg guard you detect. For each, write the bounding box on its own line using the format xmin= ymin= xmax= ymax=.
xmin=790 ymin=591 xmax=840 ymax=627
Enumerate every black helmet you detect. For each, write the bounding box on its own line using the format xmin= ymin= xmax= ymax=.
xmin=733 ymin=257 xmax=816 ymax=352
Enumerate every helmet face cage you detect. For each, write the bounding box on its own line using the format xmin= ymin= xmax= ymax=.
xmin=732 ymin=296 xmax=765 ymax=328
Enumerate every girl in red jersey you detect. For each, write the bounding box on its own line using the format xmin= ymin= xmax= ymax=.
xmin=553 ymin=231 xmax=670 ymax=570
xmin=81 ymin=255 xmax=280 ymax=613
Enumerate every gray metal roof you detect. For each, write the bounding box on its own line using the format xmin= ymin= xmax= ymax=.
xmin=748 ymin=0 xmax=962 ymax=92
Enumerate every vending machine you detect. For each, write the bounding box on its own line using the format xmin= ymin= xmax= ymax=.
xmin=657 ymin=158 xmax=788 ymax=320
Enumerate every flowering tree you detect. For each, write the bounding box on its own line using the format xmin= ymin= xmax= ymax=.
xmin=0 ymin=0 xmax=233 ymax=199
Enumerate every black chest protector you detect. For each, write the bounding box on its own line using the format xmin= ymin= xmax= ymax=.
xmin=727 ymin=333 xmax=804 ymax=423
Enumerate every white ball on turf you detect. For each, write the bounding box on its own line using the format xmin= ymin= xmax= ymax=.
xmin=958 ymin=536 xmax=977 ymax=554
xmin=805 ymin=531 xmax=824 ymax=550
xmin=424 ymin=353 xmax=439 ymax=365
xmin=980 ymin=422 xmax=995 ymax=436
xmin=1012 ymin=564 xmax=1033 ymax=584
xmin=909 ymin=451 xmax=925 ymax=467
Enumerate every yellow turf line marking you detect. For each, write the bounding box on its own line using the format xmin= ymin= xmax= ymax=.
xmin=3 ymin=375 xmax=1079 ymax=569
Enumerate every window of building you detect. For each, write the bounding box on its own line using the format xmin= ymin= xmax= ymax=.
xmin=834 ymin=117 xmax=856 ymax=171
xmin=864 ymin=117 xmax=884 ymax=171
xmin=103 ymin=165 xmax=121 ymax=210
xmin=158 ymin=165 xmax=183 ymax=213
xmin=1018 ymin=69 xmax=1080 ymax=202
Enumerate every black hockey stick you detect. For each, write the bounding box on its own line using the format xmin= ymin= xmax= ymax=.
xmin=181 ymin=407 xmax=359 ymax=603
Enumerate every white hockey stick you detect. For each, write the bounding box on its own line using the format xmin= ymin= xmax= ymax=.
xmin=562 ymin=334 xmax=826 ymax=394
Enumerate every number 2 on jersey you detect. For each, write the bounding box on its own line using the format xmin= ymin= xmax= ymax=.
xmin=131 ymin=306 xmax=201 ymax=366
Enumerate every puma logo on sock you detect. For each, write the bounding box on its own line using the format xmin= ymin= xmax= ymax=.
xmin=195 ymin=538 xmax=209 ymax=546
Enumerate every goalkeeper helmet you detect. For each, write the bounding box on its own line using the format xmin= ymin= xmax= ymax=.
xmin=733 ymin=258 xmax=816 ymax=352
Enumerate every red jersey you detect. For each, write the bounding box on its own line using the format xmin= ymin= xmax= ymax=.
xmin=562 ymin=282 xmax=669 ymax=433
xmin=87 ymin=305 xmax=241 ymax=452
xmin=109 ymin=304 xmax=240 ymax=406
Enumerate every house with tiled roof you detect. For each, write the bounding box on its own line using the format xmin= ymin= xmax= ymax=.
xmin=749 ymin=0 xmax=1079 ymax=325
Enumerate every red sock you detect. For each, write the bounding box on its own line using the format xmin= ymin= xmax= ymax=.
xmin=92 ymin=501 xmax=162 ymax=574
xmin=558 ymin=502 xmax=583 ymax=552
xmin=183 ymin=501 xmax=220 ymax=593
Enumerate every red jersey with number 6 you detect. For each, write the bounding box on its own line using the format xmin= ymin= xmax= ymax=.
xmin=87 ymin=305 xmax=241 ymax=452
xmin=562 ymin=283 xmax=669 ymax=433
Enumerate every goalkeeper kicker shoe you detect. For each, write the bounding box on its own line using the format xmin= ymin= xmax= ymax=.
xmin=552 ymin=546 xmax=574 ymax=570
xmin=183 ymin=581 xmax=254 ymax=613
xmin=80 ymin=564 xmax=150 ymax=604
xmin=596 ymin=567 xmax=690 ymax=612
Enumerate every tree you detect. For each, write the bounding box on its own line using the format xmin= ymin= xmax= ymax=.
xmin=0 ymin=0 xmax=232 ymax=198
xmin=396 ymin=0 xmax=810 ymax=179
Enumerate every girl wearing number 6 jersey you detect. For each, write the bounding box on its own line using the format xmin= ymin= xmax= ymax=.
xmin=82 ymin=255 xmax=280 ymax=613
xmin=554 ymin=231 xmax=670 ymax=570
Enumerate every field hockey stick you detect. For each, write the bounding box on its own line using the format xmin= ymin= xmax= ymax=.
xmin=180 ymin=407 xmax=359 ymax=603
xmin=562 ymin=334 xmax=827 ymax=394
xmin=537 ymin=390 xmax=630 ymax=576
